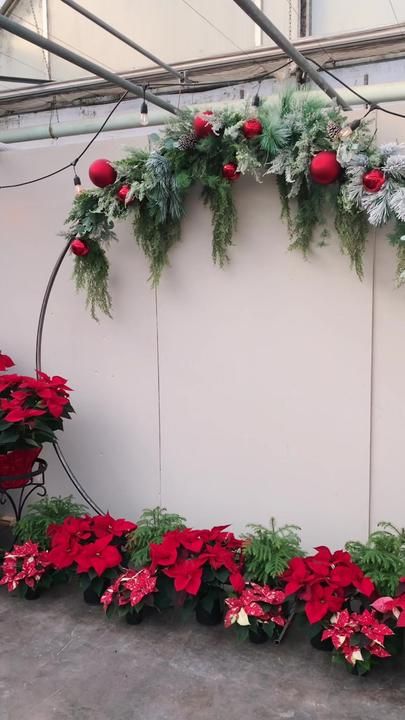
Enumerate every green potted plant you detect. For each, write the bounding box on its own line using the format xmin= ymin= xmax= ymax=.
xmin=346 ymin=522 xmax=405 ymax=597
xmin=0 ymin=351 xmax=73 ymax=489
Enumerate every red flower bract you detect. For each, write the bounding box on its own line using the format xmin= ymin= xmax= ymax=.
xmin=165 ymin=557 xmax=206 ymax=595
xmin=0 ymin=352 xmax=15 ymax=371
xmin=75 ymin=535 xmax=122 ymax=576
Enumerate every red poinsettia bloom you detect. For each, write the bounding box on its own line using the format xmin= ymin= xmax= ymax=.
xmin=100 ymin=568 xmax=157 ymax=610
xmin=149 ymin=537 xmax=179 ymax=571
xmin=163 ymin=528 xmax=204 ymax=554
xmin=0 ymin=541 xmax=50 ymax=592
xmin=75 ymin=535 xmax=122 ymax=576
xmin=164 ymin=557 xmax=206 ymax=595
xmin=282 ymin=557 xmax=309 ymax=596
xmin=199 ymin=525 xmax=242 ymax=550
xmin=230 ymin=571 xmax=245 ymax=593
xmin=4 ymin=406 xmax=46 ymax=423
xmin=322 ymin=609 xmax=393 ymax=665
xmin=303 ymin=583 xmax=345 ymax=624
xmin=47 ymin=537 xmax=81 ymax=569
xmin=0 ymin=352 xmax=15 ymax=371
xmin=48 ymin=516 xmax=93 ymax=544
xmin=203 ymin=542 xmax=237 ymax=572
xmin=91 ymin=512 xmax=137 ymax=538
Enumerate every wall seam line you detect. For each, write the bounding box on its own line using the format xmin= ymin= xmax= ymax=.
xmin=154 ymin=286 xmax=162 ymax=505
xmin=368 ymin=229 xmax=377 ymax=536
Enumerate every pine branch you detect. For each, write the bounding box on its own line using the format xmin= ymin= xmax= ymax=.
xmin=73 ymin=240 xmax=112 ymax=320
xmin=335 ymin=194 xmax=368 ymax=279
xmin=202 ymin=180 xmax=237 ymax=265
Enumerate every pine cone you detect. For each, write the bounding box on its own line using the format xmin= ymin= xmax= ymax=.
xmin=327 ymin=120 xmax=342 ymax=141
xmin=177 ymin=131 xmax=198 ymax=151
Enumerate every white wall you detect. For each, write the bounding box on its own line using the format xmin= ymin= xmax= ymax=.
xmin=1 ymin=109 xmax=404 ymax=550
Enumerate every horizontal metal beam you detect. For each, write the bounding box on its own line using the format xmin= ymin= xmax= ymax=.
xmin=0 ymin=14 xmax=179 ymax=115
xmin=61 ymin=0 xmax=185 ymax=82
xmin=0 ymin=74 xmax=50 ymax=84
xmin=233 ymin=0 xmax=352 ymax=110
xmin=2 ymin=80 xmax=403 ymax=144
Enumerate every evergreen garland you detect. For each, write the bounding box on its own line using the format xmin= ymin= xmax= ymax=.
xmin=64 ymin=92 xmax=405 ymax=318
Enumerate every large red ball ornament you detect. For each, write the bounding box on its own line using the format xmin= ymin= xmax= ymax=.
xmin=71 ymin=238 xmax=90 ymax=257
xmin=116 ymin=184 xmax=134 ymax=204
xmin=309 ymin=151 xmax=342 ymax=185
xmin=88 ymin=158 xmax=117 ymax=188
xmin=193 ymin=111 xmax=214 ymax=138
xmin=222 ymin=162 xmax=240 ymax=181
xmin=242 ymin=118 xmax=263 ymax=139
xmin=362 ymin=168 xmax=386 ymax=193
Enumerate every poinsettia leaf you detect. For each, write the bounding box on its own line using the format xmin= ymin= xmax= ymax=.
xmin=263 ymin=621 xmax=275 ymax=638
xmin=214 ymin=567 xmax=229 ymax=583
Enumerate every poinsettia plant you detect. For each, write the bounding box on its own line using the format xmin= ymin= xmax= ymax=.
xmin=281 ymin=546 xmax=375 ymax=632
xmin=0 ymin=541 xmax=52 ymax=598
xmin=149 ymin=525 xmax=244 ymax=616
xmin=0 ymin=351 xmax=73 ymax=453
xmin=100 ymin=567 xmax=157 ymax=622
xmin=321 ymin=609 xmax=394 ymax=675
xmin=224 ymin=582 xmax=286 ymax=641
xmin=47 ymin=513 xmax=137 ymax=598
xmin=371 ymin=586 xmax=405 ymax=629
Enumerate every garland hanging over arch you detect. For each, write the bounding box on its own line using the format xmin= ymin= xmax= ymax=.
xmin=64 ymin=91 xmax=405 ymax=319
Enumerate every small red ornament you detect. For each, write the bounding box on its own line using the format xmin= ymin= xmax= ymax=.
xmin=362 ymin=168 xmax=386 ymax=193
xmin=88 ymin=158 xmax=117 ymax=188
xmin=71 ymin=238 xmax=90 ymax=257
xmin=222 ymin=162 xmax=240 ymax=181
xmin=193 ymin=111 xmax=214 ymax=139
xmin=242 ymin=118 xmax=263 ymax=139
xmin=116 ymin=184 xmax=134 ymax=204
xmin=309 ymin=151 xmax=342 ymax=185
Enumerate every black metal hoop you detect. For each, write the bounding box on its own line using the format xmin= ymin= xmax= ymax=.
xmin=35 ymin=240 xmax=103 ymax=514
xmin=0 ymin=458 xmax=48 ymax=522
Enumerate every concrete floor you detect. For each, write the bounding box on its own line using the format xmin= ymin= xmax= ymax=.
xmin=0 ymin=584 xmax=405 ymax=720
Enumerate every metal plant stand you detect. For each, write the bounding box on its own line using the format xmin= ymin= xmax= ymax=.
xmin=0 ymin=459 xmax=48 ymax=523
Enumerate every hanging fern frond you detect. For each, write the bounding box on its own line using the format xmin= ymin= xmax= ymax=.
xmin=335 ymin=194 xmax=368 ymax=279
xmin=73 ymin=240 xmax=112 ymax=320
xmin=202 ymin=179 xmax=237 ymax=265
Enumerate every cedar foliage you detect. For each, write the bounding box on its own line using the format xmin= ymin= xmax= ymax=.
xmin=242 ymin=518 xmax=303 ymax=584
xmin=15 ymin=495 xmax=85 ymax=548
xmin=346 ymin=522 xmax=405 ymax=596
xmin=126 ymin=507 xmax=186 ymax=569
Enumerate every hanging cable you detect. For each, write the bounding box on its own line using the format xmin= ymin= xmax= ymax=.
xmin=0 ymin=90 xmax=128 ymax=190
xmin=309 ymin=57 xmax=405 ymax=121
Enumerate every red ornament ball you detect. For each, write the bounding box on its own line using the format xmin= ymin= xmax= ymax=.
xmin=222 ymin=162 xmax=240 ymax=181
xmin=71 ymin=238 xmax=90 ymax=257
xmin=242 ymin=118 xmax=263 ymax=139
xmin=116 ymin=184 xmax=134 ymax=204
xmin=309 ymin=151 xmax=342 ymax=185
xmin=362 ymin=168 xmax=386 ymax=193
xmin=88 ymin=158 xmax=117 ymax=188
xmin=193 ymin=111 xmax=214 ymax=138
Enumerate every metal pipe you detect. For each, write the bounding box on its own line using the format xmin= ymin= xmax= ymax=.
xmin=35 ymin=238 xmax=104 ymax=514
xmin=232 ymin=0 xmax=352 ymax=110
xmin=61 ymin=0 xmax=185 ymax=82
xmin=0 ymin=14 xmax=179 ymax=115
xmin=3 ymin=80 xmax=405 ymax=145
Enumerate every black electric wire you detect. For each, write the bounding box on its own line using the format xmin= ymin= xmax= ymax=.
xmin=309 ymin=57 xmax=405 ymax=121
xmin=0 ymin=90 xmax=129 ymax=189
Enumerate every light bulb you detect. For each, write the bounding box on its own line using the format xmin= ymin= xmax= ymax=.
xmin=140 ymin=100 xmax=149 ymax=126
xmin=73 ymin=174 xmax=82 ymax=195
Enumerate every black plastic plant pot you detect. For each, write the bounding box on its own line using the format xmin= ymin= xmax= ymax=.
xmin=195 ymin=599 xmax=223 ymax=626
xmin=126 ymin=608 xmax=144 ymax=626
xmin=310 ymin=630 xmax=333 ymax=651
xmin=25 ymin=587 xmax=41 ymax=601
xmin=248 ymin=627 xmax=269 ymax=645
xmin=83 ymin=586 xmax=102 ymax=606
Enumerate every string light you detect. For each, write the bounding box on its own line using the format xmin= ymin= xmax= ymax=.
xmin=73 ymin=172 xmax=82 ymax=195
xmin=140 ymin=85 xmax=149 ymax=126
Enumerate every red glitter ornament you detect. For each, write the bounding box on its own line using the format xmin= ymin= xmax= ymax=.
xmin=309 ymin=151 xmax=342 ymax=185
xmin=193 ymin=111 xmax=214 ymax=138
xmin=242 ymin=118 xmax=263 ymax=139
xmin=222 ymin=163 xmax=241 ymax=181
xmin=71 ymin=238 xmax=90 ymax=257
xmin=362 ymin=168 xmax=386 ymax=193
xmin=116 ymin=184 xmax=134 ymax=204
xmin=88 ymin=158 xmax=117 ymax=188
